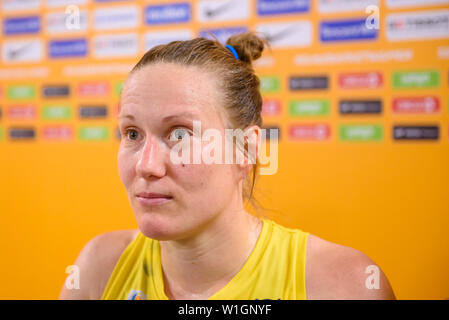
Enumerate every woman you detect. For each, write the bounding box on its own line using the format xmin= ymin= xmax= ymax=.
xmin=59 ymin=33 xmax=396 ymax=300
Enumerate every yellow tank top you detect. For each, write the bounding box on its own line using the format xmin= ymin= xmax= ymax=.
xmin=101 ymin=218 xmax=310 ymax=300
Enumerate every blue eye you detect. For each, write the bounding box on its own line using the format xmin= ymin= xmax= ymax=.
xmin=170 ymin=127 xmax=190 ymax=141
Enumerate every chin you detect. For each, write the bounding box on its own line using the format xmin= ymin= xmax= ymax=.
xmin=135 ymin=212 xmax=184 ymax=241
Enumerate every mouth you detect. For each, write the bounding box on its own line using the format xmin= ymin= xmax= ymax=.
xmin=135 ymin=192 xmax=173 ymax=206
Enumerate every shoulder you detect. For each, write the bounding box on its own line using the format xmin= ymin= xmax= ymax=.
xmin=59 ymin=229 xmax=140 ymax=300
xmin=305 ymin=234 xmax=396 ymax=300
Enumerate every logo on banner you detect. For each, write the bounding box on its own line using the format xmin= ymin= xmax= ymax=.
xmin=79 ymin=106 xmax=108 ymax=119
xmin=9 ymin=127 xmax=36 ymax=140
xmin=386 ymin=10 xmax=449 ymax=41
xmin=4 ymin=16 xmax=40 ymax=35
xmin=392 ymin=71 xmax=440 ymax=88
xmin=392 ymin=97 xmax=440 ymax=114
xmin=43 ymin=85 xmax=70 ymax=97
xmin=42 ymin=126 xmax=73 ymax=140
xmin=93 ymin=33 xmax=138 ymax=58
xmin=289 ymin=76 xmax=329 ymax=90
xmin=289 ymin=124 xmax=330 ymax=141
xmin=338 ymin=72 xmax=383 ymax=89
xmin=2 ymin=39 xmax=43 ymax=63
xmin=320 ymin=18 xmax=378 ymax=42
xmin=339 ymin=100 xmax=382 ymax=115
xmin=256 ymin=21 xmax=312 ymax=48
xmin=94 ymin=6 xmax=139 ymax=30
xmin=47 ymin=0 xmax=87 ymax=8
xmin=145 ymin=3 xmax=191 ymax=25
xmin=393 ymin=126 xmax=439 ymax=140
xmin=257 ymin=0 xmax=309 ymax=16
xmin=197 ymin=0 xmax=249 ymax=22
xmin=2 ymin=0 xmax=40 ymax=12
xmin=339 ymin=125 xmax=383 ymax=141
xmin=318 ymin=0 xmax=379 ymax=13
xmin=49 ymin=39 xmax=87 ymax=58
xmin=7 ymin=105 xmax=36 ymax=120
xmin=386 ymin=0 xmax=449 ymax=8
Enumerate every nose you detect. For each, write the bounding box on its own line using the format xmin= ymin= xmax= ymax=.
xmin=135 ymin=135 xmax=167 ymax=179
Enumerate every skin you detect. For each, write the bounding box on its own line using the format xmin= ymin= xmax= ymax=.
xmin=59 ymin=63 xmax=396 ymax=300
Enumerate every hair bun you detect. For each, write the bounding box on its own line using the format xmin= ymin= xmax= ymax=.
xmin=226 ymin=32 xmax=267 ymax=64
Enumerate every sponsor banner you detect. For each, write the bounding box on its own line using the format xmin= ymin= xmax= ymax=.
xmin=45 ymin=10 xmax=88 ymax=34
xmin=145 ymin=3 xmax=191 ymax=25
xmin=94 ymin=6 xmax=139 ymax=30
xmin=144 ymin=29 xmax=193 ymax=51
xmin=339 ymin=100 xmax=382 ymax=115
xmin=289 ymin=124 xmax=330 ymax=140
xmin=42 ymin=125 xmax=72 ymax=140
xmin=289 ymin=76 xmax=329 ymax=90
xmin=4 ymin=16 xmax=40 ymax=35
xmin=78 ymin=82 xmax=109 ymax=96
xmin=2 ymin=0 xmax=40 ymax=12
xmin=320 ymin=18 xmax=378 ymax=42
xmin=256 ymin=21 xmax=312 ymax=48
xmin=78 ymin=126 xmax=109 ymax=141
xmin=2 ymin=39 xmax=43 ymax=63
xmin=8 ymin=127 xmax=36 ymax=140
xmin=393 ymin=125 xmax=439 ymax=140
xmin=262 ymin=99 xmax=281 ymax=116
xmin=318 ymin=0 xmax=379 ymax=13
xmin=339 ymin=124 xmax=383 ymax=141
xmin=197 ymin=0 xmax=249 ymax=22
xmin=260 ymin=76 xmax=280 ymax=93
xmin=7 ymin=105 xmax=36 ymax=119
xmin=199 ymin=26 xmax=248 ymax=44
xmin=42 ymin=85 xmax=70 ymax=97
xmin=386 ymin=10 xmax=449 ymax=42
xmin=7 ymin=85 xmax=36 ymax=99
xmin=42 ymin=105 xmax=72 ymax=120
xmin=93 ymin=33 xmax=138 ymax=58
xmin=289 ymin=100 xmax=330 ymax=116
xmin=386 ymin=0 xmax=449 ymax=8
xmin=392 ymin=97 xmax=440 ymax=114
xmin=392 ymin=71 xmax=440 ymax=89
xmin=46 ymin=0 xmax=87 ymax=8
xmin=257 ymin=0 xmax=309 ymax=16
xmin=338 ymin=72 xmax=383 ymax=89
xmin=79 ymin=106 xmax=108 ymax=118
xmin=49 ymin=39 xmax=87 ymax=58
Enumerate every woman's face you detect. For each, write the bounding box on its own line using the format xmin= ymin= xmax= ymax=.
xmin=118 ymin=63 xmax=246 ymax=240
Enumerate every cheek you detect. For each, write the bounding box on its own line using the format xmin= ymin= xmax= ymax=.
xmin=117 ymin=148 xmax=134 ymax=188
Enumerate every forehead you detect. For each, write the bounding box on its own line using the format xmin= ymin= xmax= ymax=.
xmin=119 ymin=63 xmax=223 ymax=122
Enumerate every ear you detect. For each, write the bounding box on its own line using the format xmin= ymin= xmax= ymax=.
xmin=239 ymin=125 xmax=262 ymax=175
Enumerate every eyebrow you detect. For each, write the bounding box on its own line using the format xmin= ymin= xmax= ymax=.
xmin=118 ymin=112 xmax=200 ymax=122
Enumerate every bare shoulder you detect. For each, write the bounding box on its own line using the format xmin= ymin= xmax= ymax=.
xmin=305 ymin=234 xmax=396 ymax=300
xmin=58 ymin=229 xmax=140 ymax=300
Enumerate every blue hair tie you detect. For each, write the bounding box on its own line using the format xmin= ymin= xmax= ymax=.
xmin=225 ymin=44 xmax=239 ymax=60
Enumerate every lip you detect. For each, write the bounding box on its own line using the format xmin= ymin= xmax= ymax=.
xmin=135 ymin=192 xmax=172 ymax=207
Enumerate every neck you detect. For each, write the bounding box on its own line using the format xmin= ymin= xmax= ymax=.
xmin=159 ymin=207 xmax=262 ymax=300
